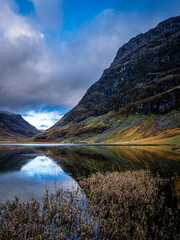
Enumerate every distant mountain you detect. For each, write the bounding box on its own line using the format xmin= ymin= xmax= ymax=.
xmin=0 ymin=111 xmax=40 ymax=141
xmin=35 ymin=16 xmax=180 ymax=144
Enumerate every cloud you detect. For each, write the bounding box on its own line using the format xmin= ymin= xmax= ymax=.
xmin=0 ymin=0 xmax=180 ymax=118
xmin=30 ymin=0 xmax=63 ymax=31
xmin=23 ymin=110 xmax=63 ymax=130
xmin=0 ymin=0 xmax=43 ymax=42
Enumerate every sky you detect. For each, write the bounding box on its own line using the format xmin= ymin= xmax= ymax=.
xmin=0 ymin=0 xmax=179 ymax=130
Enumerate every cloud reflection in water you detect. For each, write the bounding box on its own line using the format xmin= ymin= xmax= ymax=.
xmin=0 ymin=154 xmax=78 ymax=202
xmin=20 ymin=156 xmax=64 ymax=181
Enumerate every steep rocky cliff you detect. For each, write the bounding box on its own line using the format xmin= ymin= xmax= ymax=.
xmin=0 ymin=111 xmax=40 ymax=141
xmin=35 ymin=16 xmax=180 ymax=144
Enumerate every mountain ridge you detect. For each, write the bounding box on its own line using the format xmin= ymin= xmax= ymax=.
xmin=0 ymin=112 xmax=41 ymax=141
xmin=111 ymin=16 xmax=180 ymax=68
xmin=34 ymin=16 xmax=180 ymax=144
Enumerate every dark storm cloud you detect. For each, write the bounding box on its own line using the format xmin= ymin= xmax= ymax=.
xmin=0 ymin=0 xmax=180 ymax=113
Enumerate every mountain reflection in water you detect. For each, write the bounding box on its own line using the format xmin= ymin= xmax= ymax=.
xmin=0 ymin=144 xmax=179 ymax=202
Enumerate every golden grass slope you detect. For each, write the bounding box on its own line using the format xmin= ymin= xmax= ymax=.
xmin=33 ymin=110 xmax=180 ymax=145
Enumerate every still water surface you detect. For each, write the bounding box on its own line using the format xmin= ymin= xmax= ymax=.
xmin=0 ymin=144 xmax=179 ymax=202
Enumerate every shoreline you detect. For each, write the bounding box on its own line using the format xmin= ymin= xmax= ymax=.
xmin=0 ymin=142 xmax=177 ymax=147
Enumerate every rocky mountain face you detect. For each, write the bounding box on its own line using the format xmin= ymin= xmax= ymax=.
xmin=35 ymin=16 xmax=180 ymax=144
xmin=0 ymin=111 xmax=40 ymax=141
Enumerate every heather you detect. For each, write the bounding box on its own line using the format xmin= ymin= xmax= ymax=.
xmin=0 ymin=170 xmax=179 ymax=239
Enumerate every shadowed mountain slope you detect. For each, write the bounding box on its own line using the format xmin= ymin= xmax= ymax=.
xmin=35 ymin=16 xmax=180 ymax=144
xmin=0 ymin=112 xmax=40 ymax=141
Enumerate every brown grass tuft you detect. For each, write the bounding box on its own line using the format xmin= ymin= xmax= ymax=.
xmin=80 ymin=170 xmax=180 ymax=239
xmin=0 ymin=170 xmax=179 ymax=239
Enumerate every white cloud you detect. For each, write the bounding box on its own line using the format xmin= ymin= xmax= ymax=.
xmin=0 ymin=0 xmax=43 ymax=42
xmin=23 ymin=111 xmax=63 ymax=130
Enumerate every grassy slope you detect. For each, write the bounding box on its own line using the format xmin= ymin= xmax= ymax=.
xmin=33 ymin=110 xmax=180 ymax=145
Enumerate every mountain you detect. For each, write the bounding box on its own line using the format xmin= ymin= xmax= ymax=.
xmin=35 ymin=16 xmax=180 ymax=144
xmin=0 ymin=111 xmax=40 ymax=141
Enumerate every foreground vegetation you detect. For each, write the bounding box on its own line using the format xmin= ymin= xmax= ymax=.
xmin=80 ymin=171 xmax=180 ymax=240
xmin=0 ymin=170 xmax=179 ymax=239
